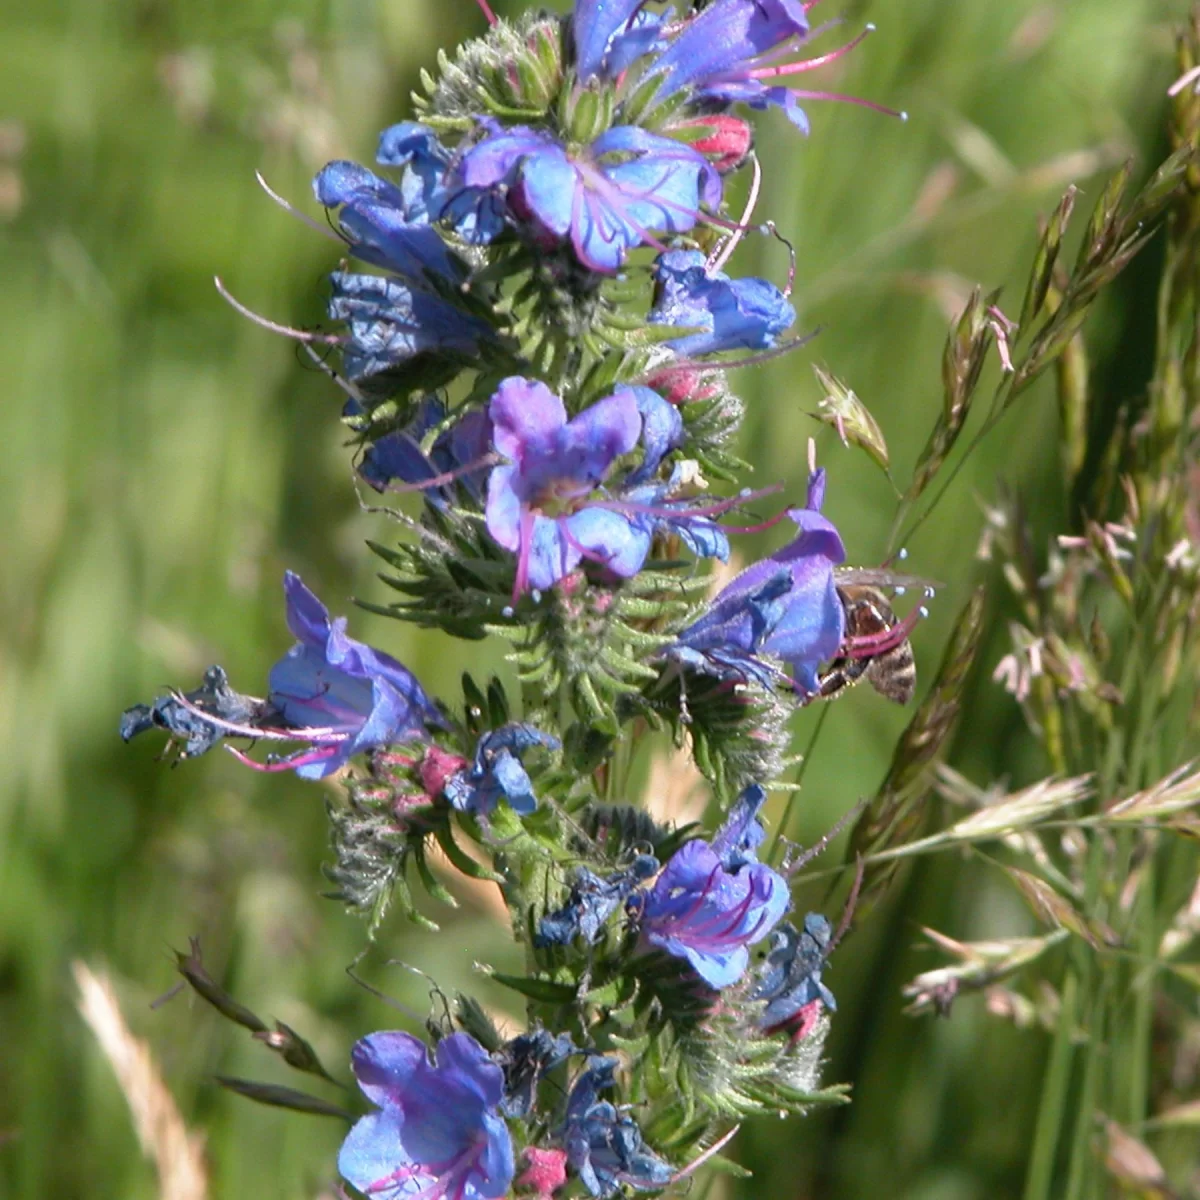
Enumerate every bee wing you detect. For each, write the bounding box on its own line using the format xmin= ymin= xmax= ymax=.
xmin=833 ymin=566 xmax=940 ymax=594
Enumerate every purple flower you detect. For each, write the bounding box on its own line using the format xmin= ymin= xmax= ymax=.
xmin=752 ymin=912 xmax=836 ymax=1030
xmin=535 ymin=855 xmax=660 ymax=948
xmin=573 ymin=0 xmax=668 ymax=82
xmin=454 ymin=124 xmax=721 ymax=273
xmin=442 ymin=723 xmax=560 ymax=816
xmin=485 ymin=377 xmax=650 ymax=595
xmin=267 ymin=572 xmax=442 ymax=779
xmin=562 ymin=1058 xmax=674 ymax=1198
xmin=673 ymin=468 xmax=845 ymax=695
xmin=649 ymin=249 xmax=796 ymax=357
xmin=639 ymin=788 xmax=789 ymax=988
xmin=339 ymin=1031 xmax=514 ymax=1200
xmin=485 ymin=378 xmax=736 ymax=595
xmin=652 ymin=0 xmax=817 ymax=131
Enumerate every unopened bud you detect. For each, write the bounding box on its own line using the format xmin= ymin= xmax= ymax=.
xmin=668 ymin=114 xmax=753 ymax=173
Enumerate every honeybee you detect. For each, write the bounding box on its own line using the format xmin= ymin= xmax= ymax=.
xmin=815 ymin=568 xmax=930 ymax=705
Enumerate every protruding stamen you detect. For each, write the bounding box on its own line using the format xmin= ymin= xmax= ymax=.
xmin=215 ymin=277 xmax=344 ymax=345
xmin=788 ymin=89 xmax=908 ymax=121
xmin=708 ymin=153 xmax=763 ymax=274
xmin=380 ymin=452 xmax=500 ymax=496
xmin=669 ymin=1125 xmax=741 ymax=1187
xmin=599 ymin=483 xmax=784 ymax=523
xmin=748 ymin=24 xmax=876 ymax=79
xmin=255 ymin=171 xmax=343 ymax=244
xmin=301 ymin=343 xmax=367 ymax=407
xmin=807 ymin=436 xmax=817 ymax=476
xmin=473 ymin=0 xmax=497 ymax=25
xmin=764 ymin=220 xmax=797 ymax=297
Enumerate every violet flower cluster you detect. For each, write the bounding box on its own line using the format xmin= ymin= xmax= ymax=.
xmin=121 ymin=0 xmax=912 ymax=1193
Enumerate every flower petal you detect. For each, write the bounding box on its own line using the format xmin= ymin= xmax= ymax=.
xmin=488 ymin=377 xmax=568 ymax=462
xmin=563 ymin=508 xmax=652 ymax=579
xmin=351 ymin=1031 xmax=430 ymax=1108
xmin=338 ymin=1109 xmax=426 ymax=1200
xmin=517 ymin=146 xmax=579 ymax=239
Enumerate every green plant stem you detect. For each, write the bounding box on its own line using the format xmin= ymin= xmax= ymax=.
xmin=1023 ymin=970 xmax=1078 ymax=1200
xmin=1126 ymin=850 xmax=1156 ymax=1126
xmin=1063 ymin=972 xmax=1106 ymax=1200
xmin=768 ymin=705 xmax=830 ymax=861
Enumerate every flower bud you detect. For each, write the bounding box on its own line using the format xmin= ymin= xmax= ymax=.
xmin=668 ymin=113 xmax=753 ymax=173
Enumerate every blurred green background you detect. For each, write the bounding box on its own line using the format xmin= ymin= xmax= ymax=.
xmin=0 ymin=0 xmax=1190 ymax=1196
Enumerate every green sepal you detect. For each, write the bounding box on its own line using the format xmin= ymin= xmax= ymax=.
xmin=438 ymin=823 xmax=506 ymax=884
xmin=455 ymin=994 xmax=504 ymax=1054
xmin=413 ymin=843 xmax=459 ymax=909
xmin=487 ymin=971 xmax=579 ymax=1004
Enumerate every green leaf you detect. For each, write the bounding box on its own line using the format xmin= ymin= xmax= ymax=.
xmin=487 ymin=972 xmax=578 ymax=1004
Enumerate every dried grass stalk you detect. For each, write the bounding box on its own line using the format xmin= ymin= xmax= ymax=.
xmin=73 ymin=960 xmax=208 ymax=1200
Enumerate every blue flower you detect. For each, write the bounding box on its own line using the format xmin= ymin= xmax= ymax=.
xmin=572 ymin=0 xmax=668 ymax=82
xmin=314 ymin=159 xmax=463 ymax=283
xmin=374 ymin=121 xmax=453 ymax=224
xmin=327 ymin=270 xmax=493 ymax=388
xmin=339 ymin=1031 xmax=514 ymax=1200
xmin=267 ymin=572 xmax=442 ymax=779
xmin=624 ymin=387 xmax=683 ymax=485
xmin=358 ymin=397 xmax=492 ymax=505
xmin=373 ymin=121 xmax=508 ymax=243
xmin=638 ymin=789 xmax=789 ymax=988
xmin=495 ymin=1027 xmax=578 ymax=1118
xmin=649 ymin=249 xmax=795 ymax=358
xmin=562 ymin=1058 xmax=674 ymax=1198
xmin=536 ymin=855 xmax=659 ymax=948
xmin=673 ymin=468 xmax=846 ymax=695
xmin=621 ymin=463 xmax=732 ymax=564
xmin=752 ymin=912 xmax=837 ymax=1030
xmin=454 ymin=124 xmax=721 ymax=273
xmin=442 ymin=723 xmax=560 ymax=816
xmin=652 ymin=0 xmax=817 ymax=131
xmin=119 ymin=666 xmax=273 ymax=760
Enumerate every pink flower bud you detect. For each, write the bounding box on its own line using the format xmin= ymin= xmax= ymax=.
xmin=670 ymin=114 xmax=753 ymax=173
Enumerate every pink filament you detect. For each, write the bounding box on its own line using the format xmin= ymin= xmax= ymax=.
xmin=749 ymin=25 xmax=875 ymax=79
xmin=381 ymin=452 xmax=499 ymax=496
xmin=787 ymin=89 xmax=907 ymax=120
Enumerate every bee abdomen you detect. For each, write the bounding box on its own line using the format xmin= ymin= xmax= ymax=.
xmin=865 ymin=647 xmax=916 ymax=705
